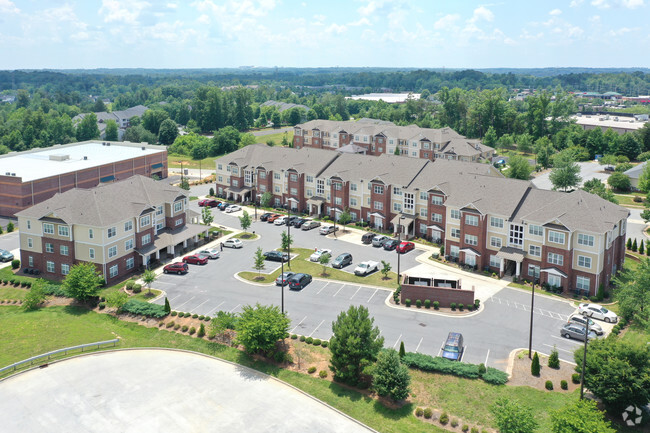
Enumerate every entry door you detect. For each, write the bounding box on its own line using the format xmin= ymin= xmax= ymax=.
xmin=375 ymin=216 xmax=383 ymax=229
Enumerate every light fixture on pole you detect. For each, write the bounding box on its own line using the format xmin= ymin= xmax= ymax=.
xmin=580 ymin=318 xmax=589 ymax=399
xmin=287 ymin=197 xmax=298 ymax=269
xmin=528 ymin=270 xmax=538 ymax=360
xmin=397 ymin=215 xmax=405 ymax=288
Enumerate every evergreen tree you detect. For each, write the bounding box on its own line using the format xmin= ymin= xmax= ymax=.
xmin=531 ymin=351 xmax=540 ymax=376
xmin=548 ymin=346 xmax=560 ymax=369
xmin=399 ymin=341 xmax=406 ymax=358
xmin=632 ymin=238 xmax=638 ymax=252
xmin=372 ymin=349 xmax=411 ymax=401
xmin=198 ymin=323 xmax=206 ymax=338
xmin=483 ymin=126 xmax=498 ymax=147
xmin=627 ymin=238 xmax=633 ymax=250
xmin=164 ymin=297 xmax=171 ymax=314
xmin=640 ymin=239 xmax=645 ymax=255
xmin=549 ymin=151 xmax=582 ymax=191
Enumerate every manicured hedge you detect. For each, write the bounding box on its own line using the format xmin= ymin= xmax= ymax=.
xmin=42 ymin=284 xmax=67 ymax=297
xmin=120 ymin=299 xmax=168 ymax=318
xmin=401 ymin=352 xmax=508 ymax=385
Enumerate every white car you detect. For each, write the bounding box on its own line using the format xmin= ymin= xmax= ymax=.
xmin=578 ymin=303 xmax=618 ymax=323
xmin=274 ymin=216 xmax=288 ymax=226
xmin=225 ymin=205 xmax=241 ymax=213
xmin=223 ymin=238 xmax=243 ymax=249
xmin=354 ymin=261 xmax=379 ymax=276
xmin=197 ymin=248 xmax=220 ymax=259
xmin=309 ymin=248 xmax=332 ymax=262
xmin=319 ymin=224 xmax=338 ymax=235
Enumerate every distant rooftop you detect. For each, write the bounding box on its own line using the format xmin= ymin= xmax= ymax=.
xmin=572 ymin=114 xmax=647 ymax=131
xmin=346 ymin=93 xmax=421 ymax=103
xmin=0 ymin=141 xmax=166 ymax=182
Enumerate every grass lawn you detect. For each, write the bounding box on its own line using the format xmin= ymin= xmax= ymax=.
xmin=238 ymin=248 xmax=399 ymax=289
xmin=0 ymin=286 xmax=27 ymax=300
xmin=613 ymin=193 xmax=646 ymax=207
xmin=168 ymin=154 xmax=219 ymax=170
xmin=257 ymin=130 xmax=294 ymax=146
xmin=0 ymin=267 xmax=60 ymax=286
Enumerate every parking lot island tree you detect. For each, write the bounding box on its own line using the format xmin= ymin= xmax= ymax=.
xmin=372 ymin=348 xmax=411 ymax=402
xmin=62 ymin=262 xmax=104 ymax=302
xmin=380 ymin=260 xmax=392 ymax=280
xmin=281 ymin=231 xmax=293 ymax=252
xmin=142 ymin=269 xmax=156 ymax=295
xmin=319 ymin=253 xmax=331 ymax=276
xmin=338 ymin=209 xmax=352 ymax=232
xmin=239 ymin=210 xmax=251 ymax=232
xmin=329 ymin=305 xmax=384 ymax=385
xmin=235 ymin=303 xmax=291 ymax=356
xmin=253 ymin=247 xmax=265 ymax=279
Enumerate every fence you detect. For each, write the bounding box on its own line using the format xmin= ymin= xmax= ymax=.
xmin=0 ymin=339 xmax=119 ymax=376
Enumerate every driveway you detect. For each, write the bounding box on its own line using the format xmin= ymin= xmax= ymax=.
xmin=531 ymin=161 xmax=610 ymax=190
xmin=0 ymin=350 xmax=375 ymax=433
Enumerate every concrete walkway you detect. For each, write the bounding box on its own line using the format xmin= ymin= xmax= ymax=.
xmin=0 ymin=349 xmax=376 ymax=433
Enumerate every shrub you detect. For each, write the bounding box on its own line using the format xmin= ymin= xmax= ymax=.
xmin=321 ymin=341 xmax=328 ymax=348
xmin=313 ymin=338 xmax=321 ymax=346
xmin=482 ymin=368 xmax=509 ymax=385
xmin=185 ymin=312 xmax=192 ymax=318
xmin=478 ymin=363 xmax=486 ymax=376
xmin=189 ymin=327 xmax=196 ymax=335
xmin=171 ymin=311 xmax=178 ymax=317
xmin=439 ymin=412 xmax=449 ymax=424
xmin=531 ymin=352 xmax=540 ymax=376
xmin=319 ymin=370 xmax=328 ymax=378
xmin=423 ymin=408 xmax=433 ymax=419
xmin=132 ymin=284 xmax=142 ymax=294
xmin=11 ymin=259 xmax=20 ymax=270
xmin=192 ymin=313 xmax=198 ymax=319
xmin=611 ymin=325 xmax=621 ymax=335
xmin=182 ymin=325 xmax=189 ymax=332
xmin=98 ymin=302 xmax=106 ymax=310
xmin=433 ymin=301 xmax=439 ymax=310
xmin=634 ymin=195 xmax=643 ymax=203
xmin=450 ymin=302 xmax=457 ymax=311
xmin=572 ymin=373 xmax=581 ymax=384
xmin=197 ymin=323 xmax=205 ymax=338
xmin=416 ymin=299 xmax=422 ymax=308
xmin=125 ymin=280 xmax=135 ymax=290
xmin=548 ymin=347 xmax=560 ymax=369
xmin=158 ymin=322 xmax=164 ymax=327
xmin=199 ymin=315 xmax=205 ymax=320
xmin=560 ymin=380 xmax=568 ymax=390
xmin=471 ymin=428 xmax=479 ymax=433
xmin=299 ymin=335 xmax=306 ymax=342
xmin=474 ymin=299 xmax=480 ymax=308
xmin=166 ymin=321 xmax=175 ymax=328
xmin=405 ymin=299 xmax=411 ymax=307
xmin=424 ymin=299 xmax=431 ymax=309
xmin=204 ymin=316 xmax=211 ymax=321
xmin=120 ymin=299 xmax=168 ymax=318
xmin=307 ymin=366 xmax=317 ymax=374
xmin=402 ymin=352 xmax=509 ymax=385
xmin=415 ymin=407 xmax=424 ymax=417
xmin=462 ymin=424 xmax=469 ymax=432
xmin=306 ymin=337 xmax=313 ymax=344
xmin=291 ymin=334 xmax=298 ymax=339
xmin=458 ymin=303 xmax=464 ymax=311
xmin=174 ymin=324 xmax=180 ymax=330
xmin=545 ymin=380 xmax=553 ymax=390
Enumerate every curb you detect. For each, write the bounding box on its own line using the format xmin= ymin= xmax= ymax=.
xmin=415 ymin=253 xmax=509 ymax=287
xmin=233 ymin=272 xmax=275 ymax=287
xmin=383 ymin=295 xmax=484 ymax=318
xmin=505 ymin=348 xmax=578 ymax=379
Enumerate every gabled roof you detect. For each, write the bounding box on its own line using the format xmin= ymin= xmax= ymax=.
xmin=624 ymin=161 xmax=647 ymax=180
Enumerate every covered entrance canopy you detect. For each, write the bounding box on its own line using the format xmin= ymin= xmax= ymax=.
xmin=307 ymin=196 xmax=326 ymax=215
xmin=496 ymin=246 xmax=526 ymax=278
xmin=225 ymin=186 xmax=252 ymax=202
xmin=135 ymin=223 xmax=210 ymax=267
xmin=391 ymin=214 xmax=415 ymax=236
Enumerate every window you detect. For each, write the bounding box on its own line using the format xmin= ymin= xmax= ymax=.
xmin=465 ymin=215 xmax=479 ymax=226
xmin=45 ymin=243 xmax=53 ymax=253
xmin=274 ymin=185 xmax=280 ymax=193
xmin=412 ymin=151 xmax=417 ymax=156
xmin=464 ymin=234 xmax=478 ymax=246
xmin=578 ymin=234 xmax=595 ymax=247
xmin=218 ymin=176 xmax=223 ymax=183
xmin=465 ymin=255 xmax=476 ymax=266
xmin=218 ymin=164 xmax=223 ymax=170
xmin=490 ymin=217 xmax=504 ymax=228
xmin=125 ymin=221 xmax=133 ymax=231
xmin=528 ymin=265 xmax=540 ymax=278
xmin=576 ymin=276 xmax=590 ymax=291
xmin=306 ymin=189 xmax=312 ymax=197
xmin=46 ymin=261 xmax=55 ymax=273
xmin=245 ymin=170 xmax=253 ymax=184
xmin=89 ymin=228 xmax=94 ymax=239
xmin=350 ymin=198 xmax=357 ymax=206
xmin=61 ymin=264 xmax=70 ymax=275
xmin=547 ymin=252 xmax=564 ymax=266
xmin=174 ymin=201 xmax=182 ymax=213
xmin=109 ymin=265 xmax=118 ymax=278
xmin=259 ymin=171 xmax=266 ymax=179
xmin=58 ymin=226 xmax=69 ymax=237
xmin=290 ymin=173 xmax=298 ymax=182
xmin=175 ymin=219 xmax=183 ymax=226
xmin=316 ymin=179 xmax=325 ymax=196
xmin=259 ymin=185 xmax=267 ymax=192
xmin=424 ymin=152 xmax=429 ymax=158
xmin=393 ymin=202 xmax=402 ymax=211
xmin=490 ymin=237 xmax=502 ymax=248
xmin=419 ymin=223 xmax=428 ymax=234
xmin=509 ymin=224 xmax=524 ymax=247
xmin=404 ymin=193 xmax=414 ymax=211
xmin=528 ymin=224 xmax=543 ymax=236
xmin=490 ymin=255 xmax=500 ymax=268
xmin=232 ymin=179 xmax=239 ymax=187
xmin=373 ymin=201 xmax=384 ymax=210
xmin=108 ymin=246 xmax=117 ymax=258
xmin=529 ymin=245 xmax=541 ymax=257
xmin=431 ymin=195 xmax=443 ymax=205
xmin=419 ymin=192 xmax=427 ymax=201
xmin=274 ymin=172 xmax=281 ymax=180
xmin=125 ymin=239 xmax=134 ymax=251
xmin=126 ymin=257 xmax=135 ymax=270
xmin=373 ymin=185 xmax=384 ymax=194
xmin=548 ymin=231 xmax=565 ymax=244
xmin=290 ymin=187 xmax=298 ymax=196
xmin=450 ymin=209 xmax=460 ymax=219
xmin=108 ymin=227 xmax=116 ymax=238
xmin=142 ymin=234 xmax=151 ymax=245
xmin=335 ymin=197 xmax=342 ymax=205
xmin=393 ymin=187 xmax=402 ymax=196
xmin=28 ymin=238 xmax=33 ymax=248
xmin=43 ymin=223 xmax=54 ymax=235
xmin=451 ymin=228 xmax=461 ymax=238
xmin=334 ymin=183 xmax=342 ymax=191
xmin=423 ymin=142 xmax=430 ymax=149
xmin=431 ymin=213 xmax=442 ymax=223
xmin=578 ymin=255 xmax=592 ymax=269
xmin=350 ymin=183 xmax=357 ymax=191
xmin=231 ymin=167 xmax=239 ymax=175
xmin=27 ymin=220 xmax=31 ymax=229
xmin=450 ymin=245 xmax=460 ymax=258
xmin=420 ymin=208 xmax=427 ymax=217
xmin=156 ymin=221 xmax=164 ymax=231
xmin=89 ymin=248 xmax=95 ymax=259
xmin=28 ymin=256 xmax=33 ymax=267
xmin=139 ymin=216 xmax=150 ymax=227
xmin=60 ymin=245 xmax=69 ymax=256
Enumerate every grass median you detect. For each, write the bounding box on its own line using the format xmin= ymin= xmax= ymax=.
xmin=238 ymin=248 xmax=399 ymax=289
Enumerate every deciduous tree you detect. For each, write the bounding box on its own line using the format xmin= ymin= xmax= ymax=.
xmin=550 ymin=151 xmax=582 ymax=191
xmin=239 ymin=210 xmax=251 ymax=232
xmin=253 ymin=247 xmax=265 ymax=278
xmin=490 ymin=397 xmax=538 ymax=433
xmin=235 ymin=303 xmax=290 ymax=355
xmin=104 ymin=119 xmax=118 ymax=141
xmin=506 ymin=155 xmax=534 ymax=180
xmin=158 ymin=118 xmax=178 ymax=145
xmin=551 ymin=399 xmax=614 ymax=433
xmin=63 ymin=262 xmax=104 ymax=302
xmin=76 ymin=113 xmax=100 ymax=141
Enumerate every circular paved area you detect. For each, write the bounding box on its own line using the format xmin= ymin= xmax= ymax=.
xmin=0 ymin=350 xmax=375 ymax=433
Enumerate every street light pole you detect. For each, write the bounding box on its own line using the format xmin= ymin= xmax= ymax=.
xmin=287 ymin=202 xmax=291 ymax=269
xmin=580 ymin=318 xmax=589 ymax=399
xmin=528 ymin=274 xmax=537 ymax=359
xmin=281 ymin=258 xmax=285 ymax=314
xmin=397 ymin=215 xmax=405 ymax=288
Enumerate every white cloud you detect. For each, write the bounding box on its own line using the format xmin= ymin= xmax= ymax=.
xmin=591 ymin=0 xmax=610 ymax=9
xmin=570 ymin=0 xmax=584 ymax=5
xmin=434 ymin=13 xmax=460 ymax=30
xmin=166 ymin=3 xmax=178 ymax=9
xmin=358 ymin=0 xmax=381 ymax=16
xmin=621 ymin=0 xmax=644 ymax=8
xmin=469 ymin=6 xmax=494 ymax=23
xmin=197 ymin=14 xmax=210 ymax=24
xmin=549 ymin=8 xmax=562 ymax=15
xmin=0 ymin=0 xmax=19 ymax=14
xmin=348 ymin=17 xmax=371 ymax=26
xmin=609 ymin=26 xmax=638 ymax=36
xmin=520 ymin=29 xmax=544 ymax=40
xmin=326 ymin=23 xmax=346 ymax=34
xmin=589 ymin=14 xmax=601 ymax=23
xmin=99 ymin=0 xmax=151 ymax=24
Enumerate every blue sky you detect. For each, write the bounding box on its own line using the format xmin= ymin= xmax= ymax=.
xmin=0 ymin=0 xmax=648 ymax=69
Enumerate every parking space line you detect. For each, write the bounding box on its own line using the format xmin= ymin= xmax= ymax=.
xmin=308 ymin=320 xmax=325 ymax=337
xmin=393 ymin=334 xmax=402 ymax=349
xmin=349 ymin=286 xmax=362 ymax=300
xmin=461 ymin=345 xmax=468 ymax=362
xmin=175 ymin=296 xmax=195 ymax=310
xmin=209 ymin=301 xmax=225 ymax=315
xmin=191 ymin=299 xmax=210 ymax=313
xmin=169 ymin=294 xmax=182 ymax=303
xmin=485 ymin=349 xmax=490 ymax=367
xmin=550 ymin=335 xmax=582 ymax=345
xmin=333 ymin=285 xmax=344 ymax=297
xmin=229 ymin=304 xmax=241 ymax=313
xmin=367 ymin=289 xmax=378 ymax=303
xmin=437 ymin=340 xmax=445 ymax=357
xmin=290 ymin=316 xmax=307 ymax=334
xmin=317 ymin=282 xmax=330 ymax=295
xmin=415 ymin=337 xmax=423 ymax=353
xmin=543 ymin=344 xmax=574 ymax=354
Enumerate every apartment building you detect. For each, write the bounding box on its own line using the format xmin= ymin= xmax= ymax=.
xmin=15 ymin=175 xmax=208 ymax=284
xmin=293 ymin=119 xmax=495 ymax=162
xmin=215 ymin=144 xmax=629 ymax=296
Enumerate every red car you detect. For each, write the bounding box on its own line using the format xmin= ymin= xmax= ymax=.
xmin=198 ymin=199 xmax=210 ymax=207
xmin=206 ymin=199 xmax=221 ymax=208
xmin=182 ymin=254 xmax=208 ymax=265
xmin=163 ymin=262 xmax=189 ymax=275
xmin=396 ymin=241 xmax=415 ymax=254
xmin=267 ymin=214 xmax=284 ymax=223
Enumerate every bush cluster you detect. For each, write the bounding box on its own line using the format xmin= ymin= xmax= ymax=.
xmin=572 ymin=373 xmax=581 ymax=384
xmin=423 ymin=408 xmax=433 ymax=419
xmin=415 ymin=407 xmax=424 ymax=417
xmin=405 ymin=299 xmax=411 ymax=307
xmin=166 ymin=321 xmax=175 ymax=328
xmin=182 ymin=325 xmax=189 ymax=332
xmin=462 ymin=424 xmax=469 ymax=432
xmin=120 ymin=299 xmax=168 ymax=318
xmin=433 ymin=301 xmax=439 ymax=310
xmin=439 ymin=412 xmax=449 ymax=424
xmin=290 ymin=334 xmax=298 ymax=339
xmin=560 ymin=380 xmax=568 ymax=390
xmin=318 ymin=370 xmax=328 ymax=378
xmin=321 ymin=341 xmax=328 ymax=348
xmin=189 ymin=327 xmax=196 ymax=335
xmin=545 ymin=380 xmax=554 ymax=390
xmin=424 ymin=299 xmax=431 ymax=309
xmin=171 ymin=311 xmax=178 ymax=317
xmin=306 ymin=337 xmax=313 ymax=344
xmin=307 ymin=366 xmax=317 ymax=374
xmin=451 ymin=418 xmax=459 ymax=427
xmin=132 ymin=284 xmax=142 ymax=294
xmin=402 ymin=352 xmax=508 ymax=385
xmin=313 ymin=338 xmax=321 ymax=346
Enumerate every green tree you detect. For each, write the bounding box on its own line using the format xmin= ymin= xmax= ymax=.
xmin=399 ymin=341 xmax=405 ymax=358
xmin=632 ymin=238 xmax=638 ymax=252
xmin=637 ymin=163 xmax=650 ymax=193
xmin=260 ymin=191 xmax=272 ymax=208
xmin=619 ymin=133 xmax=641 ymax=160
xmin=548 ymin=346 xmax=560 ymax=369
xmin=62 ymin=262 xmax=104 ymax=302
xmin=142 ymin=109 xmax=170 ymax=135
xmin=198 ymin=323 xmax=206 ymax=338
xmin=179 ymin=177 xmax=190 ymax=190
xmin=338 ymin=209 xmax=351 ymax=232
xmin=550 ymin=399 xmax=615 ymax=433
xmin=582 ymin=178 xmax=618 ymax=204
xmin=394 ymin=146 xmax=400 ymax=155
xmin=105 ymin=290 xmax=128 ymax=310
xmin=271 ymin=111 xmax=282 ymax=128
xmin=235 ymin=303 xmax=290 ymax=355
xmin=253 ymin=247 xmax=265 ymax=278
xmin=329 ymin=305 xmax=384 ymax=385
xmin=213 ymin=126 xmax=240 ymax=155
xmin=613 ymin=257 xmax=650 ymax=323
xmin=142 ymin=269 xmax=156 ymax=295
xmin=506 ymin=155 xmax=534 ymax=180
xmin=642 ymin=209 xmax=650 ymax=224
xmin=482 ymin=126 xmax=498 ymax=147
xmin=164 ymin=297 xmax=171 ymax=314
xmin=599 ymin=154 xmax=618 ymax=170
xmin=372 ymin=349 xmax=411 ymax=401
xmin=640 ymin=239 xmax=645 ymax=255
xmin=607 ymin=172 xmax=631 ymax=192
xmin=158 ymin=118 xmax=178 ymax=145
xmin=76 ymin=113 xmax=100 ymax=141
xmin=92 ymin=99 xmax=106 ymax=112
xmin=531 ymin=351 xmax=540 ymax=376
xmin=233 ymin=87 xmax=253 ymax=131
xmin=124 ymin=124 xmax=157 ymax=144
xmin=104 ymin=119 xmax=118 ymax=141
xmin=239 ymin=210 xmax=251 ymax=232
xmin=550 ymin=151 xmax=582 ymax=191
xmin=22 ymin=279 xmax=46 ymax=310
xmin=319 ymin=252 xmax=331 ymax=276
xmin=575 ymin=337 xmax=650 ymax=412
xmin=380 ymin=260 xmax=392 ymax=280
xmin=201 ymin=206 xmax=214 ymax=226
xmin=281 ymin=231 xmax=293 ymax=252
xmin=490 ymin=397 xmax=538 ymax=433
xmin=535 ymin=137 xmax=553 ymax=169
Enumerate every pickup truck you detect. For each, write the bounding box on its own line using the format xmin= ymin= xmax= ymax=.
xmin=354 ymin=260 xmax=379 ymax=276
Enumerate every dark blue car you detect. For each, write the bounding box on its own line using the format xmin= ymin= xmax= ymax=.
xmin=441 ymin=332 xmax=464 ymax=361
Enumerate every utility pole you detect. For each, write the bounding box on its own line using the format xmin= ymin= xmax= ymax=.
xmin=580 ymin=319 xmax=589 ymax=399
xmin=528 ymin=274 xmax=537 ymax=359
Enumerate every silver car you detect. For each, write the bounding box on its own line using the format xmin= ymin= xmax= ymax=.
xmin=567 ymin=314 xmax=603 ymax=335
xmin=560 ymin=323 xmax=598 ymax=342
xmin=372 ymin=235 xmax=389 ymax=247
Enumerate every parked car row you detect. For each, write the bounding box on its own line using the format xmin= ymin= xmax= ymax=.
xmin=198 ymin=199 xmax=241 ymax=213
xmin=274 ymin=270 xmax=313 ymax=290
xmin=559 ymin=303 xmax=617 ymax=342
xmin=162 ymin=238 xmax=243 ymax=276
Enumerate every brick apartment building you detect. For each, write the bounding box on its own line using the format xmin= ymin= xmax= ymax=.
xmin=215 ymin=144 xmax=629 ymax=296
xmin=293 ymin=119 xmax=495 ymax=162
xmin=15 ymin=176 xmax=207 ymax=284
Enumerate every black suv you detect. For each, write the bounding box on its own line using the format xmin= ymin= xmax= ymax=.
xmin=361 ymin=232 xmax=375 ymax=244
xmin=264 ymin=251 xmax=289 ymax=262
xmin=331 ymin=253 xmax=353 ymax=269
xmin=288 ymin=273 xmax=312 ymax=290
xmin=260 ymin=212 xmax=273 ymax=222
xmin=383 ymin=239 xmax=399 ymax=251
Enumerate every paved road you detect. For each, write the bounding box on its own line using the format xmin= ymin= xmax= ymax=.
xmin=251 ymin=127 xmax=292 ymax=137
xmin=531 ymin=161 xmax=611 ymax=190
xmin=0 ymin=350 xmax=375 ymax=433
xmin=627 ymin=207 xmax=649 ymax=242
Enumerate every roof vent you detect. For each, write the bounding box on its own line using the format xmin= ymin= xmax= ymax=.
xmin=49 ymin=154 xmax=70 ymax=161
xmin=11 ymin=173 xmax=15 ymax=176
xmin=84 ymin=156 xmax=88 ymax=160
xmin=5 ymin=172 xmax=10 ymax=175
xmin=107 ymin=143 xmax=111 ymax=146
xmin=142 ymin=146 xmax=146 ymax=151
